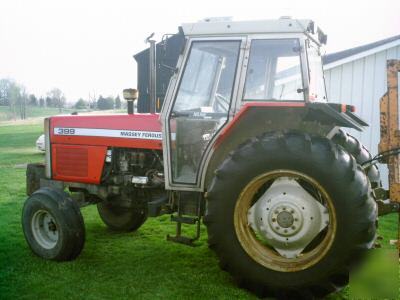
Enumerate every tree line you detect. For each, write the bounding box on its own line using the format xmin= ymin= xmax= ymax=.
xmin=75 ymin=95 xmax=121 ymax=110
xmin=0 ymin=78 xmax=122 ymax=120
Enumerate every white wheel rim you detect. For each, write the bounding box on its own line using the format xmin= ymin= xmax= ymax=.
xmin=234 ymin=170 xmax=336 ymax=272
xmin=247 ymin=177 xmax=330 ymax=259
xmin=31 ymin=210 xmax=59 ymax=249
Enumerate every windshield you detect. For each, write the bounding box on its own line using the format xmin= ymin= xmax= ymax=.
xmin=307 ymin=40 xmax=327 ymax=101
xmin=244 ymin=39 xmax=304 ymax=101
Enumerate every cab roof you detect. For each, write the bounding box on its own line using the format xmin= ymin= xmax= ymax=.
xmin=181 ymin=18 xmax=315 ymax=36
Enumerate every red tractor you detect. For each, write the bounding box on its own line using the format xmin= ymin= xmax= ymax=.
xmin=23 ymin=18 xmax=385 ymax=298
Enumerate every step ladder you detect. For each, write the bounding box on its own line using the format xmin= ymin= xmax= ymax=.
xmin=167 ymin=193 xmax=202 ymax=246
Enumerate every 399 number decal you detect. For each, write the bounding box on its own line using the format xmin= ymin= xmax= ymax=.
xmin=56 ymin=128 xmax=75 ymax=135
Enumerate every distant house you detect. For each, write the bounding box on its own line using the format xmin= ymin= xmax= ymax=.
xmin=323 ymin=35 xmax=400 ymax=187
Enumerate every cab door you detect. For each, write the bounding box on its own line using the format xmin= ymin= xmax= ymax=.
xmin=161 ymin=37 xmax=245 ymax=190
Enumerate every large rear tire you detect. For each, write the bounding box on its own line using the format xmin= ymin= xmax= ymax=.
xmin=332 ymin=129 xmax=381 ymax=188
xmin=204 ymin=132 xmax=377 ymax=299
xmin=22 ymin=187 xmax=85 ymax=261
xmin=97 ymin=199 xmax=147 ymax=232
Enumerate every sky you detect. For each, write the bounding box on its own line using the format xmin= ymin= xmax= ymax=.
xmin=0 ymin=0 xmax=399 ymax=103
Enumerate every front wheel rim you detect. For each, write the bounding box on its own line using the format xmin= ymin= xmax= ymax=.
xmin=234 ymin=170 xmax=337 ymax=272
xmin=31 ymin=210 xmax=59 ymax=249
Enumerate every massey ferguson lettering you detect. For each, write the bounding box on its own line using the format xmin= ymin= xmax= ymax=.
xmin=54 ymin=127 xmax=162 ymax=140
xmin=120 ymin=131 xmax=162 ymax=139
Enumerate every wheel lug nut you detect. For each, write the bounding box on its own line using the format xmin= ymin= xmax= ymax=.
xmin=282 ymin=207 xmax=286 ymax=211
xmin=291 ymin=226 xmax=296 ymax=230
xmin=275 ymin=226 xmax=280 ymax=230
xmin=283 ymin=229 xmax=288 ymax=233
xmin=272 ymin=218 xmax=276 ymax=222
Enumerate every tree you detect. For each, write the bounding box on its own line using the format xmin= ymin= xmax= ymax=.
xmin=88 ymin=92 xmax=97 ymax=109
xmin=45 ymin=96 xmax=53 ymax=107
xmin=97 ymin=95 xmax=114 ymax=110
xmin=39 ymin=97 xmax=45 ymax=107
xmin=28 ymin=94 xmax=38 ymax=106
xmin=115 ymin=95 xmax=121 ymax=109
xmin=74 ymin=98 xmax=87 ymax=109
xmin=47 ymin=88 xmax=66 ymax=112
xmin=18 ymin=88 xmax=28 ymax=119
xmin=8 ymin=83 xmax=20 ymax=119
xmin=0 ymin=79 xmax=28 ymax=119
xmin=0 ymin=79 xmax=37 ymax=119
xmin=0 ymin=79 xmax=11 ymax=106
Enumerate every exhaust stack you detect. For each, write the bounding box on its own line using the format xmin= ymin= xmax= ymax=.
xmin=123 ymin=89 xmax=138 ymax=114
xmin=146 ymin=33 xmax=157 ymax=114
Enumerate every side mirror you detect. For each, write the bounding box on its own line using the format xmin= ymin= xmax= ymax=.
xmin=123 ymin=89 xmax=138 ymax=114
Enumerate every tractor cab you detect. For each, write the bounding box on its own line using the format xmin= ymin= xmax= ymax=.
xmin=160 ymin=18 xmax=328 ymax=189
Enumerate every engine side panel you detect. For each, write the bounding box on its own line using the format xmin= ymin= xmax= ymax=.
xmin=52 ymin=144 xmax=107 ymax=184
xmin=49 ymin=114 xmax=162 ymax=184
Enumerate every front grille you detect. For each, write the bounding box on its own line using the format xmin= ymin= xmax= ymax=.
xmin=55 ymin=146 xmax=88 ymax=177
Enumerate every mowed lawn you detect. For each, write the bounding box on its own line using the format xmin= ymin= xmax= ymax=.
xmin=0 ymin=122 xmax=398 ymax=299
xmin=0 ymin=106 xmax=75 ymax=122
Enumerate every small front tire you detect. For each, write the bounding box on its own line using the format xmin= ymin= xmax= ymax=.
xmin=22 ymin=187 xmax=85 ymax=261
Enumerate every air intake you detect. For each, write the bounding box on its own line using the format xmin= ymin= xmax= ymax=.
xmin=55 ymin=145 xmax=88 ymax=177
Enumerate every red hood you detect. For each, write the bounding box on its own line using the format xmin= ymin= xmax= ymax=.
xmin=50 ymin=113 xmax=163 ymax=150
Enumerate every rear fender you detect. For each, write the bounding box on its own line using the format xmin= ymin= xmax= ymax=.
xmin=202 ymin=102 xmax=367 ymax=189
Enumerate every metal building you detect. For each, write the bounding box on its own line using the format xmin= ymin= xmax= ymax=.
xmin=323 ymin=35 xmax=400 ymax=186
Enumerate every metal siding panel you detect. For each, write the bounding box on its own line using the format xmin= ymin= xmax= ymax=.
xmin=328 ymin=66 xmax=342 ymax=102
xmin=371 ymin=51 xmax=388 ymax=152
xmin=324 ymin=70 xmax=331 ymax=100
xmin=340 ymin=62 xmax=354 ymax=104
xmin=349 ymin=59 xmax=365 ymax=140
xmin=386 ymin=46 xmax=397 ymax=60
xmin=374 ymin=51 xmax=389 ymax=187
xmin=323 ymin=47 xmax=400 ymax=188
xmin=360 ymin=55 xmax=376 ymax=150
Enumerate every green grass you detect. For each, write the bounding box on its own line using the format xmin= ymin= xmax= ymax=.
xmin=0 ymin=106 xmax=127 ymax=122
xmin=0 ymin=106 xmax=78 ymax=121
xmin=0 ymin=122 xmax=398 ymax=299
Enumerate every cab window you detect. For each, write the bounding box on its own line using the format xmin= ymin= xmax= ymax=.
xmin=244 ymin=39 xmax=304 ymax=101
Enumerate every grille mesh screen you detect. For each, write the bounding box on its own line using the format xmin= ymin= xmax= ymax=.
xmin=55 ymin=146 xmax=88 ymax=177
